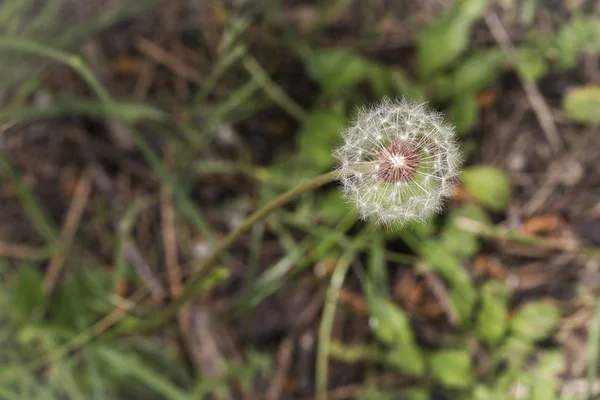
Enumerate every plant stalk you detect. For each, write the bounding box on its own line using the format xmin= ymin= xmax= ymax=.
xmin=117 ymin=170 xmax=339 ymax=335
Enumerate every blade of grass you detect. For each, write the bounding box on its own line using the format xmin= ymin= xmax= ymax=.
xmin=0 ymin=37 xmax=111 ymax=103
xmin=231 ymin=212 xmax=357 ymax=314
xmin=95 ymin=347 xmax=189 ymax=400
xmin=194 ymin=44 xmax=246 ymax=104
xmin=25 ymin=0 xmax=65 ymax=35
xmin=315 ymin=250 xmax=355 ymax=400
xmin=241 ymin=55 xmax=306 ymax=120
xmin=0 ymin=156 xmax=60 ymax=245
xmin=54 ymin=0 xmax=161 ymax=49
xmin=367 ymin=231 xmax=387 ymax=296
xmin=0 ymin=99 xmax=166 ymax=124
xmin=241 ymin=221 xmax=265 ymax=329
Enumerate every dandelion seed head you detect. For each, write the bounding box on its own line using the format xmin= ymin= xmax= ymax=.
xmin=333 ymin=98 xmax=462 ymax=226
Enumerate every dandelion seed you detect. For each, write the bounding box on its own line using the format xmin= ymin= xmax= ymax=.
xmin=333 ymin=98 xmax=462 ymax=226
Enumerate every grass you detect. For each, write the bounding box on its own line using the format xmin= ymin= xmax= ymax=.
xmin=1 ymin=0 xmax=600 ymax=399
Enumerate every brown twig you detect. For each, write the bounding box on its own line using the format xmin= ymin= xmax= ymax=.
xmin=0 ymin=241 xmax=46 ymax=260
xmin=165 ymin=0 xmax=190 ymax=100
xmin=136 ymin=37 xmax=204 ymax=85
xmin=266 ymin=292 xmax=324 ymax=400
xmin=160 ymin=146 xmax=182 ymax=298
xmin=44 ymin=168 xmax=92 ymax=293
xmin=422 ymin=269 xmax=460 ymax=325
xmin=484 ymin=11 xmax=563 ymax=154
xmin=523 ymin=126 xmax=597 ymax=215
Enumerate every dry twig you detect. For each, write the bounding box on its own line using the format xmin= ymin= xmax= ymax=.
xmin=44 ymin=168 xmax=92 ymax=293
xmin=484 ymin=11 xmax=563 ymax=154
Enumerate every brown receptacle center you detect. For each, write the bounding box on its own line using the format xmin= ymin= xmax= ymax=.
xmin=376 ymin=139 xmax=420 ymax=184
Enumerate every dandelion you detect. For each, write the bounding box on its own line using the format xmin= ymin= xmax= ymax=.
xmin=333 ymin=98 xmax=461 ymax=226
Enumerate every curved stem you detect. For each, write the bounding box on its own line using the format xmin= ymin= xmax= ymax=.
xmin=117 ymin=170 xmax=339 ymax=336
xmin=0 ymin=37 xmax=112 ymax=103
xmin=315 ymin=251 xmax=353 ymax=400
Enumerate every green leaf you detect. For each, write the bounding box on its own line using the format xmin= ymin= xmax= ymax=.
xmin=429 ymin=349 xmax=473 ymax=388
xmin=417 ymin=0 xmax=487 ymax=77
xmin=516 ymin=46 xmax=548 ymax=82
xmin=304 ymin=48 xmax=368 ymax=94
xmin=359 ymin=387 xmax=429 ymax=400
xmin=520 ymin=0 xmax=539 ymax=25
xmin=366 ymin=63 xmax=395 ymax=98
xmin=451 ymin=49 xmax=506 ymax=95
xmin=49 ymin=274 xmax=99 ymax=330
xmin=510 ymin=301 xmax=560 ymax=342
xmin=418 ymin=15 xmax=470 ymax=77
xmin=562 ymin=85 xmax=600 ymax=125
xmin=389 ymin=68 xmax=426 ymax=100
xmin=368 ymin=297 xmax=425 ymax=375
xmin=462 ymin=166 xmax=511 ymax=211
xmin=418 ymin=241 xmax=476 ymax=322
xmin=96 ymin=347 xmax=189 ymax=400
xmin=368 ymin=297 xmax=414 ymax=345
xmin=450 ymin=93 xmax=479 ymax=134
xmin=397 ymin=388 xmax=429 ymax=400
xmin=493 ymin=336 xmax=533 ymax=370
xmin=553 ymin=16 xmax=600 ymax=69
xmin=11 ymin=264 xmax=45 ymax=321
xmin=530 ymin=351 xmax=564 ymax=400
xmin=442 ymin=203 xmax=490 ymax=259
xmin=385 ymin=344 xmax=426 ymax=375
xmin=297 ymin=108 xmax=347 ymax=169
xmin=472 ymin=385 xmax=495 ymax=400
xmin=476 ymin=281 xmax=509 ymax=346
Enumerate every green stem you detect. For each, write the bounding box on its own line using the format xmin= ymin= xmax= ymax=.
xmin=315 ymin=251 xmax=354 ymax=400
xmin=0 ymin=37 xmax=112 ymax=103
xmin=116 ymin=170 xmax=339 ymax=336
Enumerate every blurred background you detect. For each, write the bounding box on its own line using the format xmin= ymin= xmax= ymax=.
xmin=0 ymin=0 xmax=599 ymax=399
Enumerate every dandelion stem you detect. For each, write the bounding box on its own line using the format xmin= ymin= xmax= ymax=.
xmin=115 ymin=170 xmax=339 ymax=336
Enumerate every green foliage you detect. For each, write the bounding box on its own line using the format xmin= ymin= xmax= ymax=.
xmin=417 ymin=0 xmax=487 ymax=77
xmin=510 ymin=301 xmax=561 ymax=342
xmin=562 ymin=85 xmax=600 ymax=125
xmin=97 ymin=347 xmax=190 ymax=400
xmin=450 ymin=94 xmax=479 ymax=134
xmin=451 ymin=49 xmax=506 ymax=96
xmin=516 ymin=14 xmax=600 ymax=79
xmin=441 ymin=203 xmax=491 ymax=259
xmin=298 ymin=108 xmax=347 ymax=170
xmin=529 ymin=351 xmax=565 ymax=400
xmin=304 ymin=48 xmax=370 ymax=94
xmin=2 ymin=0 xmax=594 ymax=398
xmin=462 ymin=166 xmax=511 ymax=211
xmin=553 ymin=15 xmax=600 ymax=69
xmin=360 ymin=387 xmax=429 ymax=400
xmin=368 ymin=297 xmax=425 ymax=375
xmin=417 ymin=240 xmax=476 ymax=322
xmin=516 ymin=46 xmax=548 ymax=81
xmin=475 ymin=282 xmax=509 ymax=346
xmin=11 ymin=264 xmax=46 ymax=322
xmin=429 ymin=349 xmax=474 ymax=389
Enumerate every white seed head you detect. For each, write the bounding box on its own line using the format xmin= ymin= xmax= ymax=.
xmin=333 ymin=98 xmax=461 ymax=226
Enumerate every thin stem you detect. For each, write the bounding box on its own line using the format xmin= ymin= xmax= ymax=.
xmin=0 ymin=37 xmax=112 ymax=103
xmin=315 ymin=251 xmax=354 ymax=400
xmin=115 ymin=170 xmax=339 ymax=336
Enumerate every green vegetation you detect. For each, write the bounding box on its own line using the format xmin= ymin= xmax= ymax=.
xmin=1 ymin=0 xmax=599 ymax=399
